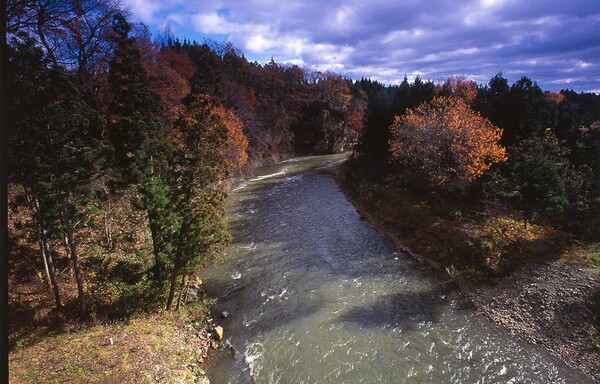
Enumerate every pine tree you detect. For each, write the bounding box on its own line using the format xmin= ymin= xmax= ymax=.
xmin=506 ymin=144 xmax=568 ymax=226
xmin=107 ymin=12 xmax=164 ymax=184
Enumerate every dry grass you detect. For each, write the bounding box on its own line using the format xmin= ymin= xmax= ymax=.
xmin=9 ymin=309 xmax=215 ymax=384
xmin=562 ymin=243 xmax=600 ymax=269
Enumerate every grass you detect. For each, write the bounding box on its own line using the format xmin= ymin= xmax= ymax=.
xmin=563 ymin=242 xmax=600 ymax=269
xmin=9 ymin=302 xmax=215 ymax=384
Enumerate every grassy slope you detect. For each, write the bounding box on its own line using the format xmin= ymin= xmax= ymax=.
xmin=9 ymin=309 xmax=215 ymax=384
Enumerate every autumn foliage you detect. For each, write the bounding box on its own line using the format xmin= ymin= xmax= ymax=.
xmin=390 ymin=96 xmax=507 ymax=184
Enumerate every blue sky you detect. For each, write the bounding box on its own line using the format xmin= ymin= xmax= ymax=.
xmin=122 ymin=0 xmax=600 ymax=92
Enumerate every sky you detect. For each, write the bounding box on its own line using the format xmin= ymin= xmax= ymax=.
xmin=122 ymin=0 xmax=600 ymax=93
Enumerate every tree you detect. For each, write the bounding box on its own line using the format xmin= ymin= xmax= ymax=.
xmin=106 ymin=13 xmax=175 ymax=282
xmin=9 ymin=0 xmax=120 ymax=104
xmin=390 ymin=96 xmax=507 ymax=185
xmin=297 ymin=74 xmax=365 ymax=153
xmin=438 ymin=75 xmax=478 ymax=104
xmin=164 ymin=94 xmax=248 ymax=310
xmin=354 ymin=78 xmax=395 ymax=164
xmin=7 ymin=34 xmax=63 ymax=309
xmin=132 ymin=24 xmax=195 ymax=111
xmin=503 ymin=144 xmax=568 ymax=226
xmin=7 ymin=34 xmax=105 ymax=316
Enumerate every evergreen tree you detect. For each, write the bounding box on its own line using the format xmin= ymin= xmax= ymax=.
xmin=8 ymin=34 xmax=105 ymax=317
xmin=106 ymin=12 xmax=171 ymax=281
xmin=107 ymin=12 xmax=164 ymax=184
xmin=164 ymin=94 xmax=247 ymax=310
xmin=504 ymin=144 xmax=568 ymax=226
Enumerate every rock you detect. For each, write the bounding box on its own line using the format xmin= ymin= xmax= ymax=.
xmin=221 ymin=311 xmax=229 ymax=318
xmin=186 ymin=287 xmax=199 ymax=303
xmin=196 ymin=377 xmax=210 ymax=384
xmin=214 ymin=326 xmax=224 ymax=340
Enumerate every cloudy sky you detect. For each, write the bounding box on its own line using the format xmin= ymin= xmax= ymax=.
xmin=123 ymin=0 xmax=600 ymax=92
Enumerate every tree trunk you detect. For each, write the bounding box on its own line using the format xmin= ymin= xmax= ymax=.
xmin=32 ymin=194 xmax=62 ymax=309
xmin=148 ymin=214 xmax=166 ymax=281
xmin=35 ymin=7 xmax=59 ymax=66
xmin=63 ymin=232 xmax=73 ymax=276
xmin=100 ymin=181 xmax=114 ymax=249
xmin=175 ymin=267 xmax=188 ymax=311
xmin=60 ymin=197 xmax=86 ymax=317
xmin=38 ymin=239 xmax=51 ymax=286
xmin=26 ymin=190 xmax=52 ymax=286
xmin=166 ymin=185 xmax=193 ymax=311
xmin=165 ymin=268 xmax=179 ymax=311
xmin=104 ymin=202 xmax=113 ymax=249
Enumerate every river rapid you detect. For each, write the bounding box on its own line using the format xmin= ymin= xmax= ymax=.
xmin=202 ymin=154 xmax=593 ymax=384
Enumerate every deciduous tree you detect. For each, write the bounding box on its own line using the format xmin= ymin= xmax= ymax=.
xmin=390 ymin=96 xmax=506 ymax=185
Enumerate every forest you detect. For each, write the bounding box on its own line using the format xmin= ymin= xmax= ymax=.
xmin=7 ymin=0 xmax=366 ymax=320
xmin=348 ymin=73 xmax=600 ymax=272
xmin=6 ymin=0 xmax=600 ymax=382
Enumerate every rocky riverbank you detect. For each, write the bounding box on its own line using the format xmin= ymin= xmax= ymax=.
xmin=466 ymin=261 xmax=600 ymax=380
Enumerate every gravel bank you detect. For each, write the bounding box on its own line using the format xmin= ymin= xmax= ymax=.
xmin=468 ymin=261 xmax=600 ymax=381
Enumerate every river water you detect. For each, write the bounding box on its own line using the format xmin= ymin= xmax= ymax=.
xmin=203 ymin=154 xmax=593 ymax=384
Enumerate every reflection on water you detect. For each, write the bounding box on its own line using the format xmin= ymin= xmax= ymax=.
xmin=202 ymin=154 xmax=593 ymax=384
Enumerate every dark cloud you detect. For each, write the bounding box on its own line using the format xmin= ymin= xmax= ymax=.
xmin=123 ymin=0 xmax=600 ymax=92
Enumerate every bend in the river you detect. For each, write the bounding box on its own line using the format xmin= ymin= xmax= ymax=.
xmin=202 ymin=153 xmax=593 ymax=384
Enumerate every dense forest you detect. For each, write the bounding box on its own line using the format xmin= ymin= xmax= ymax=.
xmin=7 ymin=0 xmax=599 ymax=332
xmin=7 ymin=0 xmax=367 ymax=321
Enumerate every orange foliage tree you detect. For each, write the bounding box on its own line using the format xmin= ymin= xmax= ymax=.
xmin=390 ymin=96 xmax=507 ymax=185
xmin=316 ymin=74 xmax=366 ymax=152
xmin=214 ymin=104 xmax=249 ymax=171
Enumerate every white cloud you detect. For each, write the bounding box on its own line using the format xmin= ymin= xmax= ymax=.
xmin=124 ymin=0 xmax=600 ymax=91
xmin=246 ymin=34 xmax=276 ymax=52
xmin=192 ymin=13 xmax=239 ymax=34
xmin=123 ymin=0 xmax=163 ymax=23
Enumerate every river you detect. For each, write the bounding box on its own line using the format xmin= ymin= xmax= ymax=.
xmin=202 ymin=153 xmax=593 ymax=383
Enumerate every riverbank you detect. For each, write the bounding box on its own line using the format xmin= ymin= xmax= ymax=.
xmin=8 ymin=246 xmax=220 ymax=384
xmin=332 ymin=160 xmax=600 ymax=381
xmin=7 ymin=148 xmax=307 ymax=384
xmin=8 ymin=186 xmax=224 ymax=383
